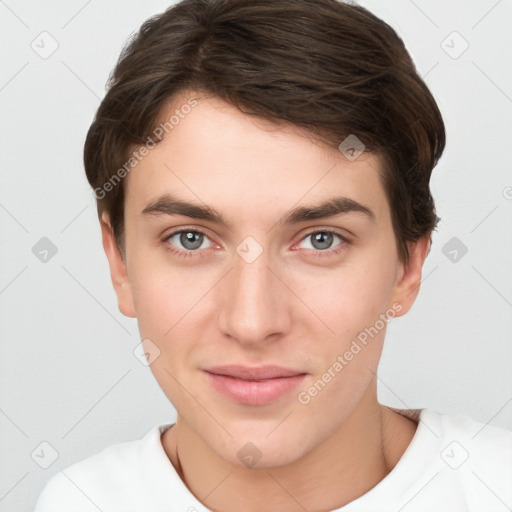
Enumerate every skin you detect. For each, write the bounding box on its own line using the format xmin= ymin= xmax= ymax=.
xmin=100 ymin=90 xmax=430 ymax=512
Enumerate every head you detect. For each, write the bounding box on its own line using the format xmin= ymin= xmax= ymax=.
xmin=84 ymin=0 xmax=445 ymax=468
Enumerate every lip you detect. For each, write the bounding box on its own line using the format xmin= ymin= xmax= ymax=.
xmin=203 ymin=365 xmax=307 ymax=406
xmin=204 ymin=365 xmax=305 ymax=380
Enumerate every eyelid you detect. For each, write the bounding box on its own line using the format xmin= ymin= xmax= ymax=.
xmin=302 ymin=225 xmax=350 ymax=237
xmin=293 ymin=226 xmax=352 ymax=245
xmin=162 ymin=226 xmax=217 ymax=246
xmin=162 ymin=225 xmax=352 ymax=256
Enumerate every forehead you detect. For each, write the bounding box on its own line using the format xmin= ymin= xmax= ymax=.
xmin=124 ymin=93 xmax=390 ymax=225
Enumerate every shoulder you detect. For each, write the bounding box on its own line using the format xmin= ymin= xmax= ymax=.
xmin=421 ymin=408 xmax=512 ymax=509
xmin=376 ymin=407 xmax=512 ymax=511
xmin=424 ymin=408 xmax=512 ymax=465
xmin=396 ymin=407 xmax=512 ymax=462
xmin=34 ymin=425 xmax=167 ymax=512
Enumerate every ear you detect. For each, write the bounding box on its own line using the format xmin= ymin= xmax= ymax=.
xmin=99 ymin=213 xmax=136 ymax=318
xmin=390 ymin=234 xmax=431 ymax=317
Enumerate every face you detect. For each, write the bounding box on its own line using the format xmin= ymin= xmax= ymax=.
xmin=102 ymin=91 xmax=427 ymax=468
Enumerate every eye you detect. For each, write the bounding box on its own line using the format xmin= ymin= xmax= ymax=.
xmin=295 ymin=229 xmax=349 ymax=256
xmin=163 ymin=229 xmax=214 ymax=256
xmin=162 ymin=227 xmax=350 ymax=258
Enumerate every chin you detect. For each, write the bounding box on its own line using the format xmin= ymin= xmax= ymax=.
xmin=208 ymin=424 xmax=317 ymax=470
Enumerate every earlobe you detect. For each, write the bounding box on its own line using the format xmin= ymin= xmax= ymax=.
xmin=390 ymin=234 xmax=431 ymax=317
xmin=99 ymin=213 xmax=137 ymax=318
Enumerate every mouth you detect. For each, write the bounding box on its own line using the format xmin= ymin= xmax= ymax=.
xmin=203 ymin=365 xmax=307 ymax=406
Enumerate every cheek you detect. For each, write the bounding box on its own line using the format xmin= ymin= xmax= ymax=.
xmin=129 ymin=265 xmax=172 ymax=339
xmin=290 ymin=256 xmax=396 ymax=340
xmin=128 ymin=250 xmax=221 ymax=375
xmin=127 ymin=257 xmax=207 ymax=405
xmin=128 ymin=244 xmax=202 ymax=330
xmin=294 ymin=266 xmax=393 ymax=419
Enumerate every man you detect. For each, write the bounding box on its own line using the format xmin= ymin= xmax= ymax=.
xmin=35 ymin=0 xmax=512 ymax=510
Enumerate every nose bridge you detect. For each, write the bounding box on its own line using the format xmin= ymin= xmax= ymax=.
xmin=218 ymin=243 xmax=289 ymax=343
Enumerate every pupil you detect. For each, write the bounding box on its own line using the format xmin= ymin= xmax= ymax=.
xmin=178 ymin=232 xmax=333 ymax=251
xmin=181 ymin=231 xmax=203 ymax=250
xmin=312 ymin=232 xmax=332 ymax=250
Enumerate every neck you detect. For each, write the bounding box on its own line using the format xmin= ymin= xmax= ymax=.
xmin=162 ymin=384 xmax=417 ymax=512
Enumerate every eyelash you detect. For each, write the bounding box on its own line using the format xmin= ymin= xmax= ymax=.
xmin=161 ymin=228 xmax=351 ymax=259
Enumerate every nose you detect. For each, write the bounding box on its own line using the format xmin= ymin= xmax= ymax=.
xmin=217 ymin=248 xmax=292 ymax=346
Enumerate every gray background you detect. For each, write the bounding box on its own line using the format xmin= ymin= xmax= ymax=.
xmin=1 ymin=0 xmax=511 ymax=510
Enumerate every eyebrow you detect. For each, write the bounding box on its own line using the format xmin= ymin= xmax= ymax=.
xmin=141 ymin=193 xmax=375 ymax=229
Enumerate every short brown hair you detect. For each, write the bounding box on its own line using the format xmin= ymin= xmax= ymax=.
xmin=84 ymin=0 xmax=445 ymax=262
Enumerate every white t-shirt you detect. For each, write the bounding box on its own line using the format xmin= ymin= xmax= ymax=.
xmin=34 ymin=408 xmax=512 ymax=512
